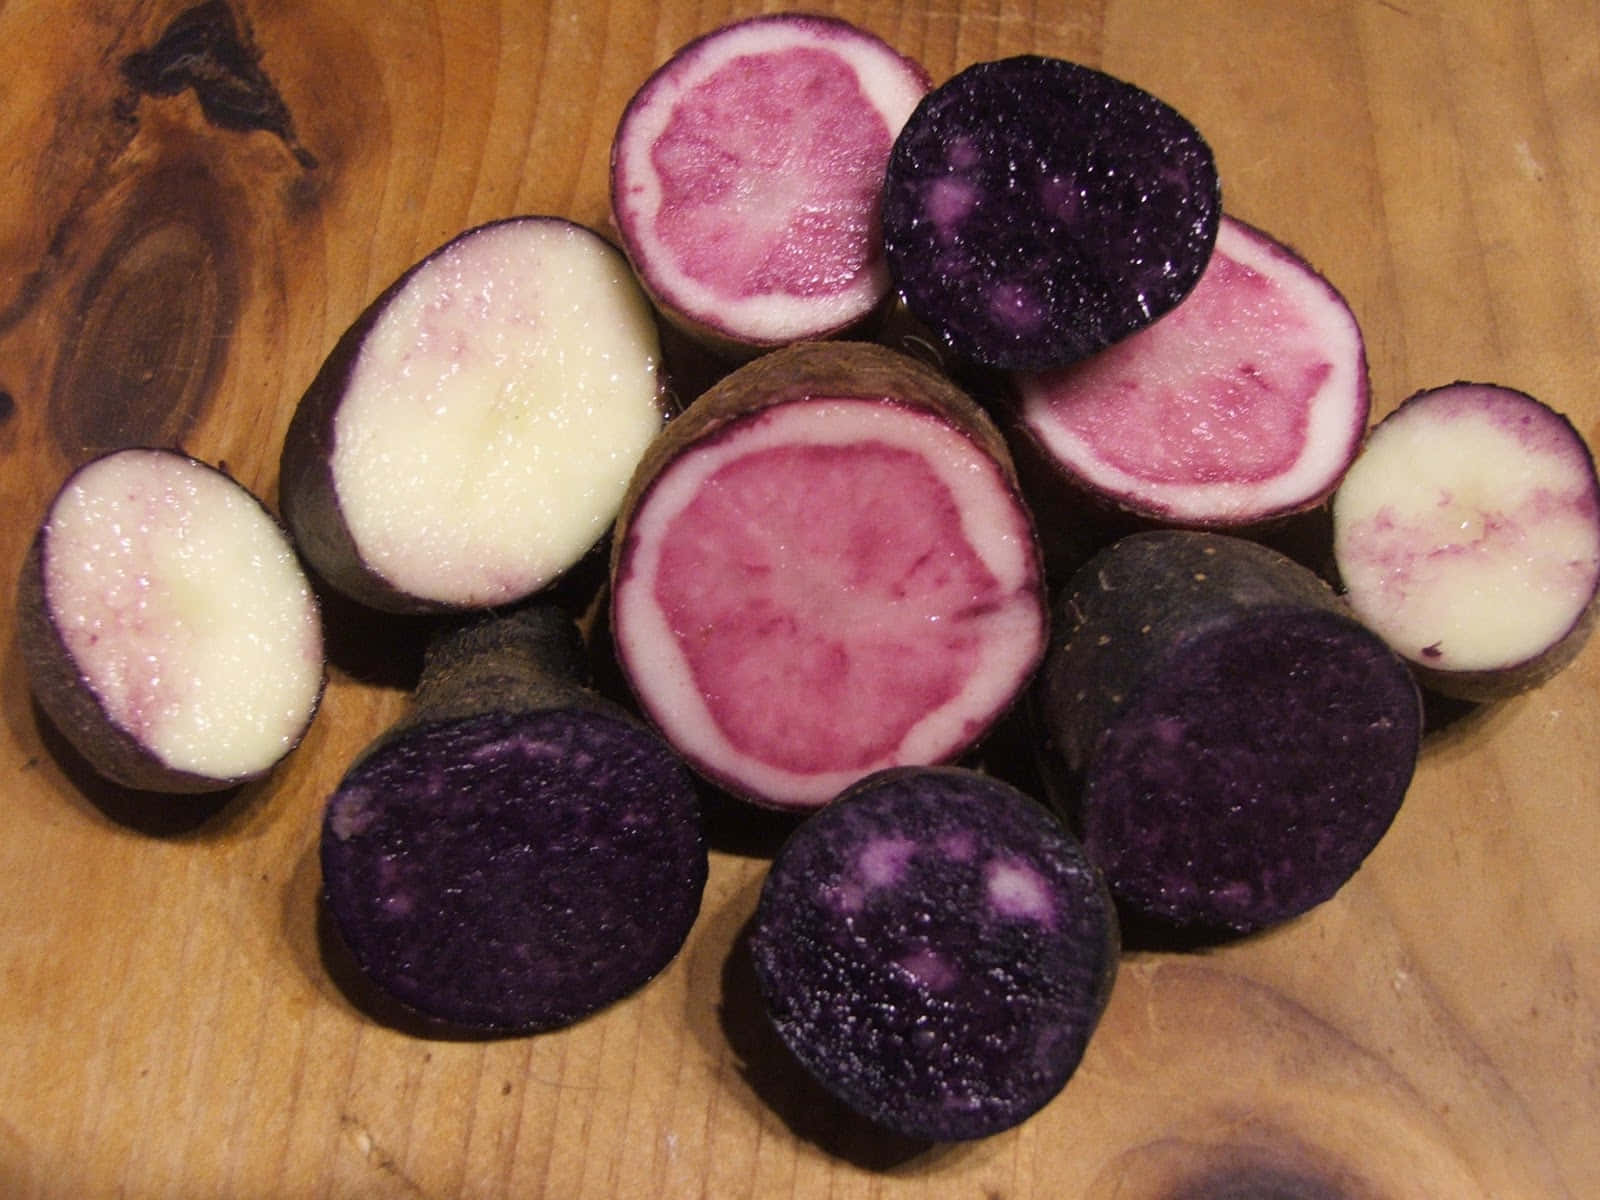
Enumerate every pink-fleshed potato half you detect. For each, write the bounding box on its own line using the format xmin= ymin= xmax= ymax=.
xmin=1015 ymin=215 xmax=1369 ymax=529
xmin=610 ymin=342 xmax=1047 ymax=811
xmin=611 ymin=14 xmax=930 ymax=356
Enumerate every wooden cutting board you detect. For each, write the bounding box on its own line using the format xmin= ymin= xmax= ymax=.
xmin=2 ymin=1 xmax=1596 ymax=1196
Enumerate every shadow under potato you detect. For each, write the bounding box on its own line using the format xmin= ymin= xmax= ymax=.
xmin=699 ymin=785 xmax=808 ymax=860
xmin=30 ymin=698 xmax=249 ymax=837
xmin=717 ymin=917 xmax=958 ymax=1173
xmin=1419 ymin=686 xmax=1484 ymax=739
xmin=309 ymin=582 xmax=440 ymax=692
xmin=1114 ymin=902 xmax=1291 ymax=956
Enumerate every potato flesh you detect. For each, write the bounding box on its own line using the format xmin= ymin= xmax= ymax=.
xmin=615 ymin=397 xmax=1044 ymax=808
xmin=331 ymin=220 xmax=663 ymax=607
xmin=42 ymin=450 xmax=321 ymax=778
xmin=1018 ymin=215 xmax=1365 ymax=523
xmin=1334 ymin=386 xmax=1600 ymax=671
xmin=612 ymin=16 xmax=927 ymax=342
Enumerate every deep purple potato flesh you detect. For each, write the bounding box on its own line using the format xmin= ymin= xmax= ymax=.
xmin=1037 ymin=531 xmax=1421 ymax=934
xmin=749 ymin=766 xmax=1117 ymax=1142
xmin=882 ymin=55 xmax=1220 ymax=370
xmin=321 ymin=708 xmax=707 ymax=1034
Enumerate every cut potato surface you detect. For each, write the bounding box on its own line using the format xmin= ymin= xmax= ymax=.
xmin=24 ymin=449 xmax=323 ymax=787
xmin=1333 ymin=383 xmax=1600 ymax=691
xmin=611 ymin=343 xmax=1046 ymax=811
xmin=749 ymin=767 xmax=1117 ymax=1141
xmin=616 ymin=396 xmax=1043 ymax=808
xmin=882 ymin=55 xmax=1220 ymax=370
xmin=611 ymin=14 xmax=929 ymax=351
xmin=1036 ymin=532 xmax=1421 ymax=934
xmin=1016 ymin=215 xmax=1367 ymax=525
xmin=284 ymin=216 xmax=664 ymax=612
xmin=321 ymin=705 xmax=707 ymax=1035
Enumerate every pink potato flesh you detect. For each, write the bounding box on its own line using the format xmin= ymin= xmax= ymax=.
xmin=611 ymin=15 xmax=929 ymax=346
xmin=612 ymin=397 xmax=1045 ymax=809
xmin=1332 ymin=383 xmax=1600 ymax=677
xmin=1016 ymin=215 xmax=1367 ymax=525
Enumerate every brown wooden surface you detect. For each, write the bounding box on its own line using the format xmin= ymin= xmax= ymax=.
xmin=2 ymin=1 xmax=1597 ymax=1196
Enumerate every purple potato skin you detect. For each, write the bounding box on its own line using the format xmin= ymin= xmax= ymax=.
xmin=18 ymin=531 xmax=230 ymax=795
xmin=321 ymin=707 xmax=707 ymax=1035
xmin=1035 ymin=531 xmax=1422 ymax=935
xmin=882 ymin=56 xmax=1220 ymax=370
xmin=749 ymin=766 xmax=1118 ymax=1142
xmin=280 ymin=239 xmax=454 ymax=615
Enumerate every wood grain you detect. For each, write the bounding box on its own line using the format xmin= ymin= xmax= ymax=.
xmin=2 ymin=1 xmax=1596 ymax=1196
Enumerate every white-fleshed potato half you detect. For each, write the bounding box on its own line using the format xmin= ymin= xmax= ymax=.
xmin=18 ymin=448 xmax=324 ymax=793
xmin=1332 ymin=382 xmax=1600 ymax=699
xmin=280 ymin=216 xmax=667 ymax=613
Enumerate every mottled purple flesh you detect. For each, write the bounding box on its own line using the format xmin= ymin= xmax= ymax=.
xmin=321 ymin=708 xmax=707 ymax=1035
xmin=749 ymin=766 xmax=1117 ymax=1142
xmin=882 ymin=55 xmax=1220 ymax=370
xmin=1037 ymin=531 xmax=1421 ymax=935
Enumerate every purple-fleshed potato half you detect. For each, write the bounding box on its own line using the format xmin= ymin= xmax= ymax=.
xmin=749 ymin=765 xmax=1117 ymax=1142
xmin=1036 ymin=531 xmax=1422 ymax=935
xmin=321 ymin=706 xmax=707 ymax=1035
xmin=882 ymin=55 xmax=1221 ymax=370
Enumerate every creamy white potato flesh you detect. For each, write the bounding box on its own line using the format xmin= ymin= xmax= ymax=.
xmin=1333 ymin=384 xmax=1600 ymax=672
xmin=42 ymin=449 xmax=322 ymax=779
xmin=329 ymin=219 xmax=664 ymax=608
